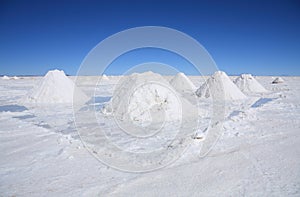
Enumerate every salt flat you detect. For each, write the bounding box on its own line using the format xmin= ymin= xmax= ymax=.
xmin=0 ymin=75 xmax=299 ymax=196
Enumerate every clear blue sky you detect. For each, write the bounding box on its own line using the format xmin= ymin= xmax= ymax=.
xmin=0 ymin=0 xmax=299 ymax=76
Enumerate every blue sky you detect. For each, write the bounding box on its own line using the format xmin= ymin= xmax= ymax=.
xmin=0 ymin=0 xmax=299 ymax=76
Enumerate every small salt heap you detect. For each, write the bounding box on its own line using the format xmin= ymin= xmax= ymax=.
xmin=102 ymin=74 xmax=109 ymax=80
xmin=272 ymin=77 xmax=284 ymax=84
xmin=196 ymin=71 xmax=247 ymax=100
xmin=234 ymin=74 xmax=268 ymax=93
xmin=26 ymin=69 xmax=88 ymax=104
xmin=2 ymin=76 xmax=10 ymax=80
xmin=169 ymin=72 xmax=196 ymax=94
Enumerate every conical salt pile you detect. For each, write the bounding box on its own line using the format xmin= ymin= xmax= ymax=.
xmin=2 ymin=75 xmax=10 ymax=80
xmin=272 ymin=77 xmax=284 ymax=84
xmin=234 ymin=74 xmax=267 ymax=93
xmin=196 ymin=71 xmax=247 ymax=100
xmin=103 ymin=71 xmax=197 ymax=125
xmin=169 ymin=72 xmax=196 ymax=94
xmin=26 ymin=69 xmax=88 ymax=104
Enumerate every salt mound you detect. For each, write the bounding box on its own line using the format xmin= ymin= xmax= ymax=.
xmin=196 ymin=71 xmax=247 ymax=100
xmin=2 ymin=75 xmax=10 ymax=80
xmin=12 ymin=76 xmax=19 ymax=80
xmin=169 ymin=72 xmax=196 ymax=94
xmin=272 ymin=77 xmax=284 ymax=84
xmin=102 ymin=74 xmax=109 ymax=80
xmin=234 ymin=74 xmax=267 ymax=93
xmin=26 ymin=69 xmax=88 ymax=104
xmin=103 ymin=71 xmax=196 ymax=126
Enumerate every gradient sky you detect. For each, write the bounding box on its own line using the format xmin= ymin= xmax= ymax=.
xmin=0 ymin=0 xmax=299 ymax=76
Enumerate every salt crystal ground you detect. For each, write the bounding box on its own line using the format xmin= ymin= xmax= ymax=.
xmin=0 ymin=75 xmax=300 ymax=196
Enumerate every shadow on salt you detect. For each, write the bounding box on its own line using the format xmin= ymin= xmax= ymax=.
xmin=228 ymin=110 xmax=244 ymax=119
xmin=251 ymin=98 xmax=275 ymax=108
xmin=0 ymin=105 xmax=28 ymax=112
xmin=80 ymin=96 xmax=111 ymax=111
xmin=87 ymin=96 xmax=111 ymax=105
xmin=13 ymin=114 xmax=36 ymax=119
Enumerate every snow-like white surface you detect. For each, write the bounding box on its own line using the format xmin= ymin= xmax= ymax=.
xmin=272 ymin=77 xmax=284 ymax=84
xmin=0 ymin=75 xmax=300 ymax=196
xmin=25 ymin=70 xmax=88 ymax=104
xmin=234 ymin=74 xmax=268 ymax=94
xmin=196 ymin=71 xmax=247 ymax=100
xmin=169 ymin=72 xmax=197 ymax=94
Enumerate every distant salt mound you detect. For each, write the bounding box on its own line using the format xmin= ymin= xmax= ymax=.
xmin=234 ymin=74 xmax=267 ymax=93
xmin=12 ymin=76 xmax=19 ymax=80
xmin=102 ymin=74 xmax=109 ymax=80
xmin=103 ymin=71 xmax=196 ymax=126
xmin=169 ymin=72 xmax=196 ymax=94
xmin=196 ymin=71 xmax=247 ymax=100
xmin=2 ymin=76 xmax=10 ymax=80
xmin=272 ymin=77 xmax=284 ymax=84
xmin=26 ymin=70 xmax=88 ymax=104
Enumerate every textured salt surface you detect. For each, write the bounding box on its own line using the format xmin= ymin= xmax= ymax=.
xmin=0 ymin=76 xmax=300 ymax=196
